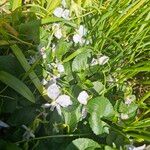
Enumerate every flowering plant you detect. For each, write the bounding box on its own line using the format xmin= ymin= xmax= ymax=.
xmin=0 ymin=0 xmax=149 ymax=149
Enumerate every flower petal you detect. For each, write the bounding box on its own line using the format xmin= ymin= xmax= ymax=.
xmin=120 ymin=113 xmax=129 ymax=120
xmin=62 ymin=9 xmax=70 ymax=20
xmin=78 ymin=25 xmax=87 ymax=36
xmin=56 ymin=95 xmax=72 ymax=107
xmin=53 ymin=7 xmax=64 ymax=18
xmin=77 ymin=91 xmax=89 ymax=105
xmin=90 ymin=58 xmax=98 ymax=66
xmin=57 ymin=63 xmax=65 ymax=73
xmin=98 ymin=55 xmax=109 ymax=65
xmin=47 ymin=83 xmax=60 ymax=100
xmin=56 ymin=104 xmax=62 ymax=115
xmin=73 ymin=34 xmax=82 ymax=44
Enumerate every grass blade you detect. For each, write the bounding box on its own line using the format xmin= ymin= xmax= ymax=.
xmin=0 ymin=71 xmax=35 ymax=103
xmin=11 ymin=44 xmax=49 ymax=101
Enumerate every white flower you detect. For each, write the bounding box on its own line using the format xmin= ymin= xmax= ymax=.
xmin=56 ymin=95 xmax=72 ymax=107
xmin=90 ymin=58 xmax=98 ymax=66
xmin=46 ymin=83 xmax=72 ymax=115
xmin=73 ymin=25 xmax=87 ymax=44
xmin=52 ymin=23 xmax=63 ymax=39
xmin=53 ymin=7 xmax=64 ymax=18
xmin=57 ymin=63 xmax=65 ymax=73
xmin=78 ymin=25 xmax=87 ymax=36
xmin=97 ymin=55 xmax=109 ymax=65
xmin=62 ymin=9 xmax=70 ymax=20
xmin=77 ymin=91 xmax=89 ymax=105
xmin=120 ymin=113 xmax=129 ymax=120
xmin=54 ymin=28 xmax=62 ymax=39
xmin=47 ymin=83 xmax=61 ymax=100
xmin=133 ymin=145 xmax=146 ymax=150
xmin=53 ymin=7 xmax=70 ymax=20
xmin=0 ymin=120 xmax=9 ymax=128
xmin=125 ymin=95 xmax=136 ymax=105
xmin=73 ymin=34 xmax=83 ymax=44
xmin=127 ymin=144 xmax=146 ymax=150
xmin=22 ymin=125 xmax=35 ymax=140
xmin=43 ymin=94 xmax=72 ymax=115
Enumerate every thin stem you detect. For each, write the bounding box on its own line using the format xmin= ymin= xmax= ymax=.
xmin=15 ymin=133 xmax=90 ymax=144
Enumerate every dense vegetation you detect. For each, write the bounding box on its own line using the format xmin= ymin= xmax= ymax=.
xmin=0 ymin=0 xmax=150 ymax=149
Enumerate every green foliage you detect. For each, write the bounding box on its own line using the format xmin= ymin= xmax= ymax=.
xmin=66 ymin=138 xmax=101 ymax=150
xmin=0 ymin=71 xmax=35 ymax=103
xmin=0 ymin=0 xmax=150 ymax=149
xmin=87 ymin=96 xmax=114 ymax=135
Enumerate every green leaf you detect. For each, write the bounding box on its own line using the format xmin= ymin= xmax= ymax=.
xmin=63 ymin=47 xmax=89 ymax=63
xmin=87 ymin=96 xmax=114 ymax=135
xmin=93 ymin=81 xmax=104 ymax=93
xmin=8 ymin=106 xmax=37 ymax=126
xmin=11 ymin=44 xmax=49 ymax=101
xmin=87 ymin=96 xmax=114 ymax=118
xmin=0 ymin=71 xmax=35 ymax=103
xmin=0 ymin=139 xmax=22 ymax=150
xmin=56 ymin=40 xmax=71 ymax=61
xmin=66 ymin=138 xmax=101 ymax=150
xmin=18 ymin=20 xmax=40 ymax=44
xmin=72 ymin=49 xmax=91 ymax=72
xmin=63 ymin=105 xmax=82 ymax=132
xmin=88 ymin=117 xmax=109 ymax=135
xmin=0 ymin=55 xmax=24 ymax=76
xmin=12 ymin=0 xmax=22 ymax=11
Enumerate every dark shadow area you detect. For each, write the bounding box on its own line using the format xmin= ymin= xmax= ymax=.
xmin=0 ymin=1 xmax=44 ymax=149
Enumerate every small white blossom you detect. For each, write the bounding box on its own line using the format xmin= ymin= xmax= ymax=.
xmin=52 ymin=24 xmax=63 ymax=39
xmin=78 ymin=25 xmax=87 ymax=36
xmin=120 ymin=113 xmax=129 ymax=120
xmin=53 ymin=7 xmax=64 ymax=18
xmin=90 ymin=58 xmax=98 ymax=66
xmin=56 ymin=95 xmax=72 ymax=107
xmin=43 ymin=94 xmax=72 ymax=115
xmin=53 ymin=6 xmax=70 ymax=20
xmin=77 ymin=91 xmax=89 ymax=105
xmin=97 ymin=55 xmax=109 ymax=65
xmin=73 ymin=34 xmax=83 ymax=44
xmin=127 ymin=144 xmax=146 ymax=150
xmin=47 ymin=83 xmax=61 ymax=100
xmin=46 ymin=83 xmax=72 ymax=115
xmin=22 ymin=125 xmax=35 ymax=140
xmin=73 ymin=25 xmax=87 ymax=44
xmin=62 ymin=9 xmax=70 ymax=20
xmin=0 ymin=120 xmax=9 ymax=128
xmin=54 ymin=28 xmax=62 ymax=39
xmin=125 ymin=95 xmax=136 ymax=105
xmin=57 ymin=63 xmax=65 ymax=73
